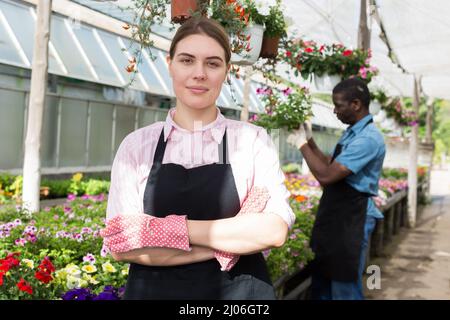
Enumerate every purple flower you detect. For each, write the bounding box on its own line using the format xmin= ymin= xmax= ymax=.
xmin=83 ymin=253 xmax=96 ymax=264
xmin=282 ymin=87 xmax=292 ymax=96
xmin=63 ymin=206 xmax=72 ymax=214
xmin=93 ymin=292 xmax=119 ymax=300
xmin=62 ymin=288 xmax=94 ymax=300
xmin=93 ymin=286 xmax=120 ymax=301
xmin=67 ymin=194 xmax=76 ymax=201
xmin=15 ymin=238 xmax=27 ymax=246
xmin=100 ymin=245 xmax=109 ymax=257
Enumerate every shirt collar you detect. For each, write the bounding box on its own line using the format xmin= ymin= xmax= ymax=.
xmin=347 ymin=114 xmax=373 ymax=135
xmin=163 ymin=107 xmax=226 ymax=143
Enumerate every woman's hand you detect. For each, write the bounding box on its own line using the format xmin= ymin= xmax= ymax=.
xmin=100 ymin=214 xmax=191 ymax=253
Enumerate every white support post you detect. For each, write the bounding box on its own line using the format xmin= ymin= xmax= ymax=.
xmin=22 ymin=0 xmax=52 ymax=213
xmin=407 ymin=75 xmax=421 ymax=228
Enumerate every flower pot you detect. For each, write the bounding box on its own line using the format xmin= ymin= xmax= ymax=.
xmin=259 ymin=35 xmax=280 ymax=59
xmin=373 ymin=109 xmax=386 ymax=123
xmin=313 ymin=74 xmax=341 ymax=92
xmin=230 ymin=24 xmax=265 ymax=66
xmin=171 ymin=0 xmax=204 ymax=24
xmin=369 ymin=101 xmax=381 ymax=115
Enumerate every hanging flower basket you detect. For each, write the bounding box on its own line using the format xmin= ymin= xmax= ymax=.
xmin=313 ymin=74 xmax=341 ymax=92
xmin=259 ymin=35 xmax=280 ymax=59
xmin=230 ymin=23 xmax=265 ymax=65
xmin=171 ymin=0 xmax=206 ymax=24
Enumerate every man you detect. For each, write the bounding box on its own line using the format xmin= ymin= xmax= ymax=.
xmin=287 ymin=78 xmax=385 ymax=300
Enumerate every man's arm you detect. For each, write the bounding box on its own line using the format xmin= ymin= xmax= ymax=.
xmin=300 ymin=143 xmax=352 ymax=186
xmin=307 ymin=138 xmax=332 ymax=165
xmin=112 ymin=245 xmax=215 ymax=265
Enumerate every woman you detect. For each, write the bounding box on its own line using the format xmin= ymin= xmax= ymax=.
xmin=102 ymin=17 xmax=295 ymax=300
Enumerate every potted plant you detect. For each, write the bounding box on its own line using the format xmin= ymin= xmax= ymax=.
xmin=210 ymin=0 xmax=253 ymax=59
xmin=258 ymin=0 xmax=288 ymax=58
xmin=228 ymin=0 xmax=267 ymax=65
xmin=171 ymin=0 xmax=208 ymax=24
xmin=281 ymin=38 xmax=379 ymax=91
xmin=250 ymin=85 xmax=312 ymax=131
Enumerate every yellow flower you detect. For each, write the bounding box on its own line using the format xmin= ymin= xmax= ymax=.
xmin=121 ymin=268 xmax=129 ymax=276
xmin=102 ymin=262 xmax=117 ymax=273
xmin=81 ymin=264 xmax=97 ymax=274
xmin=21 ymin=259 xmax=34 ymax=269
xmin=72 ymin=173 xmax=83 ymax=182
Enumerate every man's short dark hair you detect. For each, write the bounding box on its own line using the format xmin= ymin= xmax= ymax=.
xmin=332 ymin=78 xmax=370 ymax=108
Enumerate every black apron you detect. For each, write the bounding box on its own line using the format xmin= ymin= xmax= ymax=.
xmin=310 ymin=121 xmax=372 ymax=282
xmin=123 ymin=128 xmax=276 ymax=300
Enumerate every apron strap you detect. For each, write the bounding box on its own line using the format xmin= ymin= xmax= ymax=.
xmin=153 ymin=129 xmax=167 ymax=165
xmin=218 ymin=129 xmax=228 ymax=164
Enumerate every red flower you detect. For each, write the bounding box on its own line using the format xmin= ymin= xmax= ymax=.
xmin=38 ymin=257 xmax=55 ymax=273
xmin=35 ymin=270 xmax=53 ymax=284
xmin=343 ymin=49 xmax=353 ymax=56
xmin=17 ymin=278 xmax=33 ymax=295
xmin=286 ymin=51 xmax=292 ymax=57
xmin=305 ymin=47 xmax=314 ymax=53
xmin=0 ymin=272 xmax=4 ymax=286
xmin=0 ymin=252 xmax=20 ymax=272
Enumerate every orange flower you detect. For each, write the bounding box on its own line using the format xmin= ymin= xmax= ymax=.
xmin=295 ymin=195 xmax=307 ymax=202
xmin=125 ymin=64 xmax=136 ymax=73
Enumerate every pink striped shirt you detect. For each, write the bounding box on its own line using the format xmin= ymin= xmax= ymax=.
xmin=106 ymin=108 xmax=295 ymax=228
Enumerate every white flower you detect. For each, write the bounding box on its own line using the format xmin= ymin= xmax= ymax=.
xmin=65 ymin=264 xmax=81 ymax=277
xmin=284 ymin=15 xmax=294 ymax=29
xmin=254 ymin=0 xmax=277 ymax=16
xmin=21 ymin=259 xmax=34 ymax=269
xmin=66 ymin=275 xmax=88 ymax=289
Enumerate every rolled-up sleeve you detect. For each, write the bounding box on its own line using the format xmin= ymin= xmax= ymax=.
xmin=252 ymin=128 xmax=295 ymax=229
xmin=106 ymin=135 xmax=141 ymax=220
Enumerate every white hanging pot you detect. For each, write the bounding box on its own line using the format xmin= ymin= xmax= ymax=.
xmin=373 ymin=109 xmax=386 ymax=123
xmin=381 ymin=117 xmax=396 ymax=131
xmin=369 ymin=101 xmax=381 ymax=115
xmin=230 ymin=24 xmax=265 ymax=66
xmin=313 ymin=74 xmax=341 ymax=92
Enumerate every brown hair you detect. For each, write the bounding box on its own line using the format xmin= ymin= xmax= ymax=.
xmin=169 ymin=16 xmax=231 ymax=64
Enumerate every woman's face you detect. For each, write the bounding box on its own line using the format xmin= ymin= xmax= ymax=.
xmin=167 ymin=33 xmax=229 ymax=111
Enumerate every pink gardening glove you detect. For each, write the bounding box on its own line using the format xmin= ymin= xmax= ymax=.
xmin=214 ymin=186 xmax=270 ymax=271
xmin=100 ymin=214 xmax=191 ymax=253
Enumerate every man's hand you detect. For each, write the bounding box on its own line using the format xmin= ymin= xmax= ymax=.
xmin=287 ymin=125 xmax=308 ymax=149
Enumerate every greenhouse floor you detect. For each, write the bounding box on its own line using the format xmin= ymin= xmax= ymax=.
xmin=364 ymin=168 xmax=450 ymax=300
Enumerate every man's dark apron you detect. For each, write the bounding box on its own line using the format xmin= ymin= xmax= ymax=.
xmin=123 ymin=129 xmax=275 ymax=299
xmin=310 ymin=121 xmax=372 ymax=282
